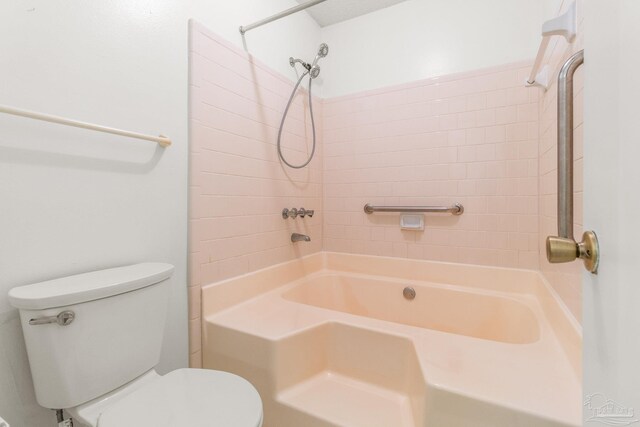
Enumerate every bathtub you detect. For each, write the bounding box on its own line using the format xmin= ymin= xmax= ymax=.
xmin=202 ymin=252 xmax=581 ymax=427
xmin=282 ymin=274 xmax=540 ymax=344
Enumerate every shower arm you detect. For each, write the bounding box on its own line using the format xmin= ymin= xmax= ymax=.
xmin=289 ymin=57 xmax=311 ymax=71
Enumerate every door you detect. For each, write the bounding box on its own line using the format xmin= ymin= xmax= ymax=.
xmin=583 ymin=0 xmax=640 ymax=424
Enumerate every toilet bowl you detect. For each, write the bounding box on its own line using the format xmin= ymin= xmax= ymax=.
xmin=8 ymin=263 xmax=263 ymax=427
xmin=70 ymin=369 xmax=262 ymax=427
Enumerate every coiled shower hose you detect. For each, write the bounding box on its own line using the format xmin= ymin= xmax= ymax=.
xmin=277 ymin=70 xmax=316 ymax=169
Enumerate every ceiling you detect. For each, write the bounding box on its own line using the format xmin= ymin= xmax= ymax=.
xmin=296 ymin=0 xmax=409 ymax=27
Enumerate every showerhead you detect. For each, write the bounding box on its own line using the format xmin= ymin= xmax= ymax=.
xmin=318 ymin=43 xmax=329 ymax=58
xmin=311 ymin=43 xmax=329 ymax=70
xmin=310 ymin=65 xmax=321 ymax=79
xmin=289 ymin=43 xmax=328 ymax=79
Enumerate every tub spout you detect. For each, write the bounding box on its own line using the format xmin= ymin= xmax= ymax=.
xmin=291 ymin=233 xmax=311 ymax=242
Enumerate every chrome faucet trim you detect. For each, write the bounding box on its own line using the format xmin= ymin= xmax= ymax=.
xmin=282 ymin=208 xmax=298 ymax=219
xmin=298 ymin=208 xmax=314 ymax=218
xmin=291 ymin=233 xmax=311 ymax=242
xmin=282 ymin=207 xmax=314 ymax=219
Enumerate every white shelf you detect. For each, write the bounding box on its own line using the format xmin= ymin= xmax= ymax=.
xmin=526 ymin=1 xmax=577 ymax=91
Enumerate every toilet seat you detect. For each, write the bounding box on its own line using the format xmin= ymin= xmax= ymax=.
xmin=96 ymin=369 xmax=262 ymax=427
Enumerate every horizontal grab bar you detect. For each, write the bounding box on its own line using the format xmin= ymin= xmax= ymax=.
xmin=364 ymin=203 xmax=464 ymax=215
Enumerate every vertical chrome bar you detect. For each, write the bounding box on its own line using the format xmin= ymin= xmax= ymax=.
xmin=546 ymin=49 xmax=598 ymax=274
xmin=557 ymin=50 xmax=584 ymax=239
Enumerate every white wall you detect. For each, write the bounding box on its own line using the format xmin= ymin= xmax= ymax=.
xmin=583 ymin=0 xmax=640 ymax=416
xmin=319 ymin=0 xmax=561 ymax=98
xmin=0 ymin=1 xmax=320 ymax=426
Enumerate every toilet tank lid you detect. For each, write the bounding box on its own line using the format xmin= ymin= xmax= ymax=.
xmin=8 ymin=263 xmax=174 ymax=310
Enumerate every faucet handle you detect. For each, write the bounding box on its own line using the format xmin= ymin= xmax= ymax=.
xmin=298 ymin=208 xmax=314 ymax=218
xmin=282 ymin=207 xmax=313 ymax=219
xmin=282 ymin=208 xmax=299 ymax=219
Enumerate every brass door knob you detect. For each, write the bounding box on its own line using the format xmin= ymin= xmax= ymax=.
xmin=546 ymin=231 xmax=599 ymax=274
xmin=546 ymin=236 xmax=579 ymax=263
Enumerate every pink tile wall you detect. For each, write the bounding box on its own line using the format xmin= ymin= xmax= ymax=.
xmin=322 ymin=62 xmax=540 ymax=269
xmin=188 ymin=2 xmax=585 ymax=364
xmin=538 ymin=0 xmax=584 ymax=323
xmin=188 ymin=22 xmax=323 ymax=365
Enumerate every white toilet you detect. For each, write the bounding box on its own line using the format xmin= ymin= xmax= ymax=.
xmin=8 ymin=263 xmax=263 ymax=427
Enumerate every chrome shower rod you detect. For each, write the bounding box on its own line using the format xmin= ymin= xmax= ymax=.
xmin=239 ymin=0 xmax=328 ymax=34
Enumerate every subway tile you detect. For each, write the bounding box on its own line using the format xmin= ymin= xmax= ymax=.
xmin=189 ymin=24 xmax=326 ymax=351
xmin=190 ymin=24 xmax=583 ymax=350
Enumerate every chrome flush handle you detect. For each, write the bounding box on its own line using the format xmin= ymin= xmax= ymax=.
xmin=29 ymin=310 xmax=75 ymax=326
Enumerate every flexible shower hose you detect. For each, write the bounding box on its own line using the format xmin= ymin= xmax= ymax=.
xmin=277 ymin=70 xmax=316 ymax=169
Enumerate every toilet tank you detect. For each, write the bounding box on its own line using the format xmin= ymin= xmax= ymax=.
xmin=8 ymin=263 xmax=174 ymax=410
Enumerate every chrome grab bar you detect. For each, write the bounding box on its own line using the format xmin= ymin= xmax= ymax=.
xmin=545 ymin=50 xmax=599 ymax=273
xmin=557 ymin=50 xmax=582 ymax=239
xmin=363 ymin=203 xmax=464 ymax=215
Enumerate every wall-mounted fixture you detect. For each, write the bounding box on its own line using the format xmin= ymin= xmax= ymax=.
xmin=282 ymin=207 xmax=314 ymax=219
xmin=400 ymin=214 xmax=425 ymax=231
xmin=364 ymin=203 xmax=464 ymax=216
xmin=291 ymin=233 xmax=311 ymax=243
xmin=526 ymin=1 xmax=577 ymax=90
xmin=277 ymin=43 xmax=327 ymax=169
xmin=545 ymin=50 xmax=599 ymax=274
xmin=0 ymin=104 xmax=171 ymax=147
